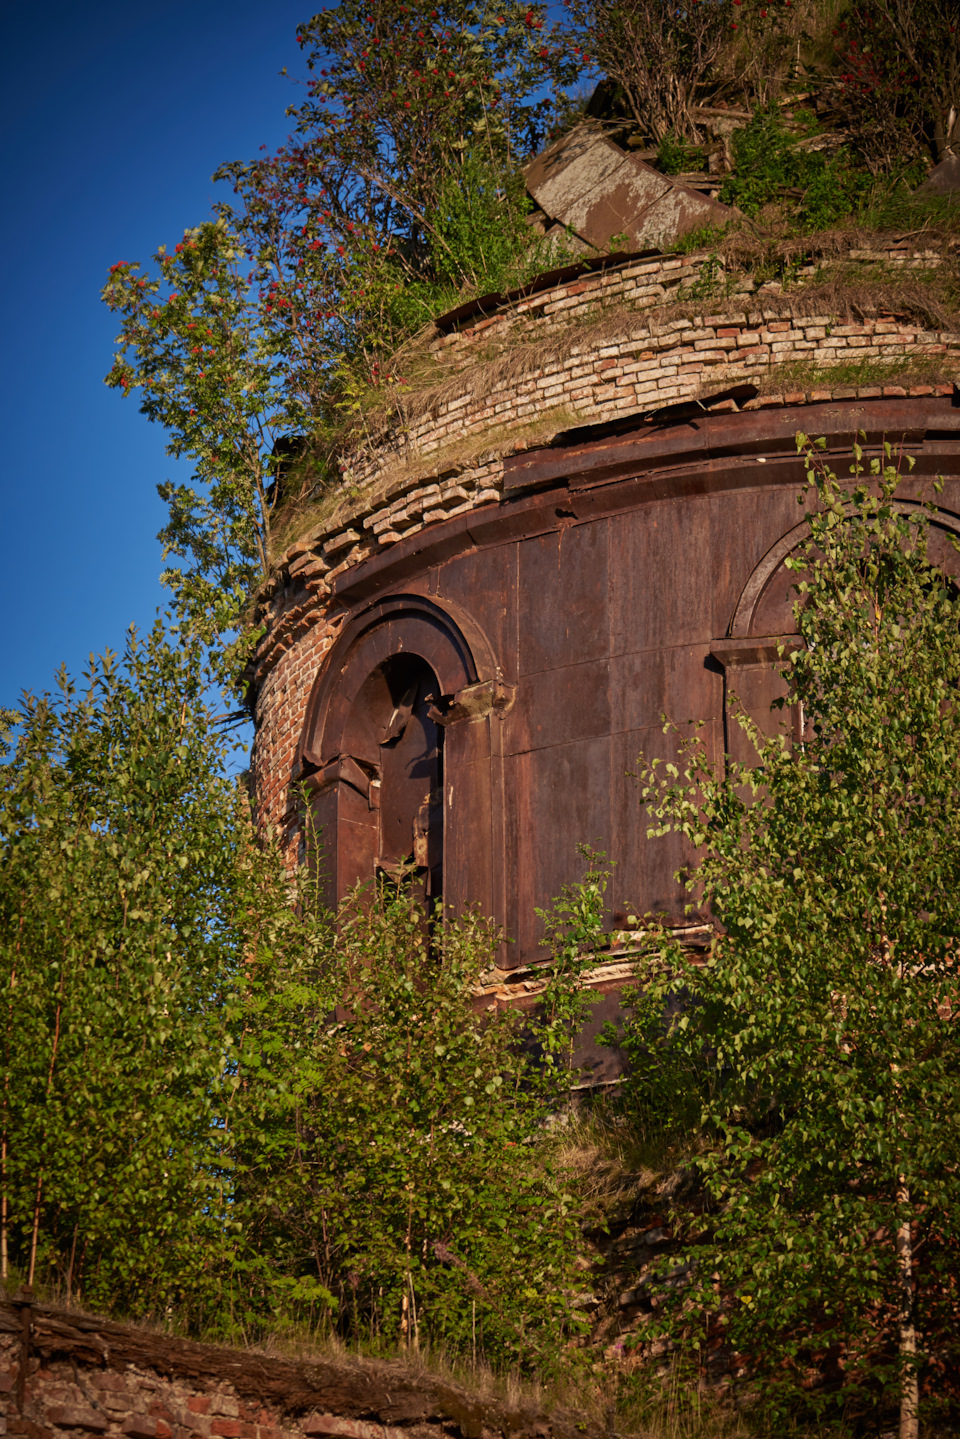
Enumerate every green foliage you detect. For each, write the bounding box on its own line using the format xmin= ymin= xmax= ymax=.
xmin=720 ymin=107 xmax=874 ymax=228
xmin=231 ymin=877 xmax=589 ymax=1365
xmin=2 ymin=640 xmax=600 ymax=1364
xmin=102 ymin=221 xmax=301 ymax=685
xmin=656 ymin=133 xmax=704 ymax=175
xmin=678 ymin=252 xmax=727 ymax=302
xmin=0 ymin=623 xmax=320 ymax=1316
xmin=620 ymin=438 xmax=960 ymax=1420
xmin=336 ymin=149 xmax=560 ymax=367
xmin=102 ymin=0 xmax=578 ymax=672
xmin=535 ymin=844 xmax=607 ymax=1086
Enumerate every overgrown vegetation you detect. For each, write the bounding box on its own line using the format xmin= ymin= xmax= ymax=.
xmin=100 ymin=0 xmax=960 ymax=678
xmin=16 ymin=0 xmax=958 ymax=1423
xmin=614 ymin=437 xmax=960 ymax=1432
xmin=0 ymin=651 xmax=602 ymax=1368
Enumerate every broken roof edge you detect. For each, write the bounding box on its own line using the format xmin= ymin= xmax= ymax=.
xmin=432 ymin=246 xmax=663 ymax=334
xmin=434 ymin=124 xmax=734 ymax=335
xmin=524 ymin=124 xmax=734 ymax=255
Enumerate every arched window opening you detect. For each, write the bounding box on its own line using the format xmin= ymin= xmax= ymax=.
xmin=298 ymin=593 xmax=502 ymax=927
xmin=369 ymin=655 xmax=443 ymax=907
xmin=307 ymin=653 xmax=444 ymax=910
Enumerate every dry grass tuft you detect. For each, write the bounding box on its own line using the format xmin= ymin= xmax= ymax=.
xmin=740 ymin=352 xmax=958 ymax=397
xmin=556 ymin=1107 xmax=707 ymax=1229
xmin=724 ymin=276 xmax=960 ymax=332
xmin=273 ymin=406 xmax=580 ymax=564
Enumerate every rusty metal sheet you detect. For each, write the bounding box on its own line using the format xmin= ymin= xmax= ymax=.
xmin=610 ymin=724 xmax=706 ymax=919
xmin=525 ymin=127 xmax=631 ymax=223
xmin=507 ymin=659 xmax=612 ymax=756
xmin=516 ymin=522 xmax=609 ymax=676
xmin=503 ymin=739 xmax=614 ymax=964
xmin=524 ymin=126 xmax=733 ymax=252
xmin=502 ymin=394 xmax=959 ymax=496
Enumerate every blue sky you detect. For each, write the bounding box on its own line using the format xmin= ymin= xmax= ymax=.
xmin=0 ymin=0 xmax=311 ymax=713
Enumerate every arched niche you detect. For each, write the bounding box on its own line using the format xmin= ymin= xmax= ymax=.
xmin=712 ymin=501 xmax=960 ymax=768
xmin=296 ymin=594 xmax=512 ymax=921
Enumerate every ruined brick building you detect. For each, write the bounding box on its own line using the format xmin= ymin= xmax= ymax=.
xmin=248 ymin=142 xmax=960 ymax=1079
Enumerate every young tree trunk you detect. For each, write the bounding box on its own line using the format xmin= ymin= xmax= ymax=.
xmin=26 ymin=1173 xmax=42 ymax=1290
xmin=1 ymin=1135 xmax=8 ymax=1285
xmin=65 ymin=1222 xmax=79 ymax=1305
xmin=896 ymin=1177 xmax=919 ymax=1439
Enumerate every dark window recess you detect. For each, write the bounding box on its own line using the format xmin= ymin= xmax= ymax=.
xmin=334 ymin=654 xmax=444 ymax=907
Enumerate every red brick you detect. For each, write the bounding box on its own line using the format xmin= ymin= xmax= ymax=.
xmin=211 ymin=1424 xmax=242 ymax=1437
xmin=123 ymin=1419 xmax=160 ymax=1439
xmin=187 ymin=1400 xmax=211 ymax=1417
xmin=47 ymin=1407 xmax=108 ymax=1433
xmin=7 ymin=1421 xmax=56 ymax=1439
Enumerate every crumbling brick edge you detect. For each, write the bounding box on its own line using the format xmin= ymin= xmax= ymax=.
xmin=0 ymin=1301 xmax=600 ymax=1439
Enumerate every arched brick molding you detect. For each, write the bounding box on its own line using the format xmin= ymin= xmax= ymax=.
xmin=296 ymin=594 xmax=512 ymax=923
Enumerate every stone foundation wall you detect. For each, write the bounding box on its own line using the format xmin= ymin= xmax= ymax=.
xmin=0 ymin=1302 xmax=591 ymax=1439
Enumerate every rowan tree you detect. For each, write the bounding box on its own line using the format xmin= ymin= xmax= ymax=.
xmin=102 ymin=0 xmax=575 ymax=684
xmin=830 ymin=0 xmax=960 ymax=167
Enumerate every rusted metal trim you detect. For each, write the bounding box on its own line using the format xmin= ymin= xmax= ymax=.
xmin=502 ymin=394 xmax=953 ymax=496
xmin=296 ymin=593 xmax=498 ymax=773
xmin=330 ymin=399 xmax=960 ymax=608
xmin=710 ymin=636 xmax=804 ymax=667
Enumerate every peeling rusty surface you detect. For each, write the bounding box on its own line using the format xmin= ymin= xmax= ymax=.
xmin=284 ymin=394 xmax=960 ymax=1079
xmin=524 ymin=127 xmax=733 ymax=252
xmin=502 ymin=394 xmax=960 ymax=495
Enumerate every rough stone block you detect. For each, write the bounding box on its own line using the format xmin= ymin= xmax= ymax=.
xmin=46 ymin=1409 xmax=108 ymax=1433
xmin=122 ymin=1419 xmax=160 ymax=1439
xmin=303 ymin=1418 xmax=402 ymax=1439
